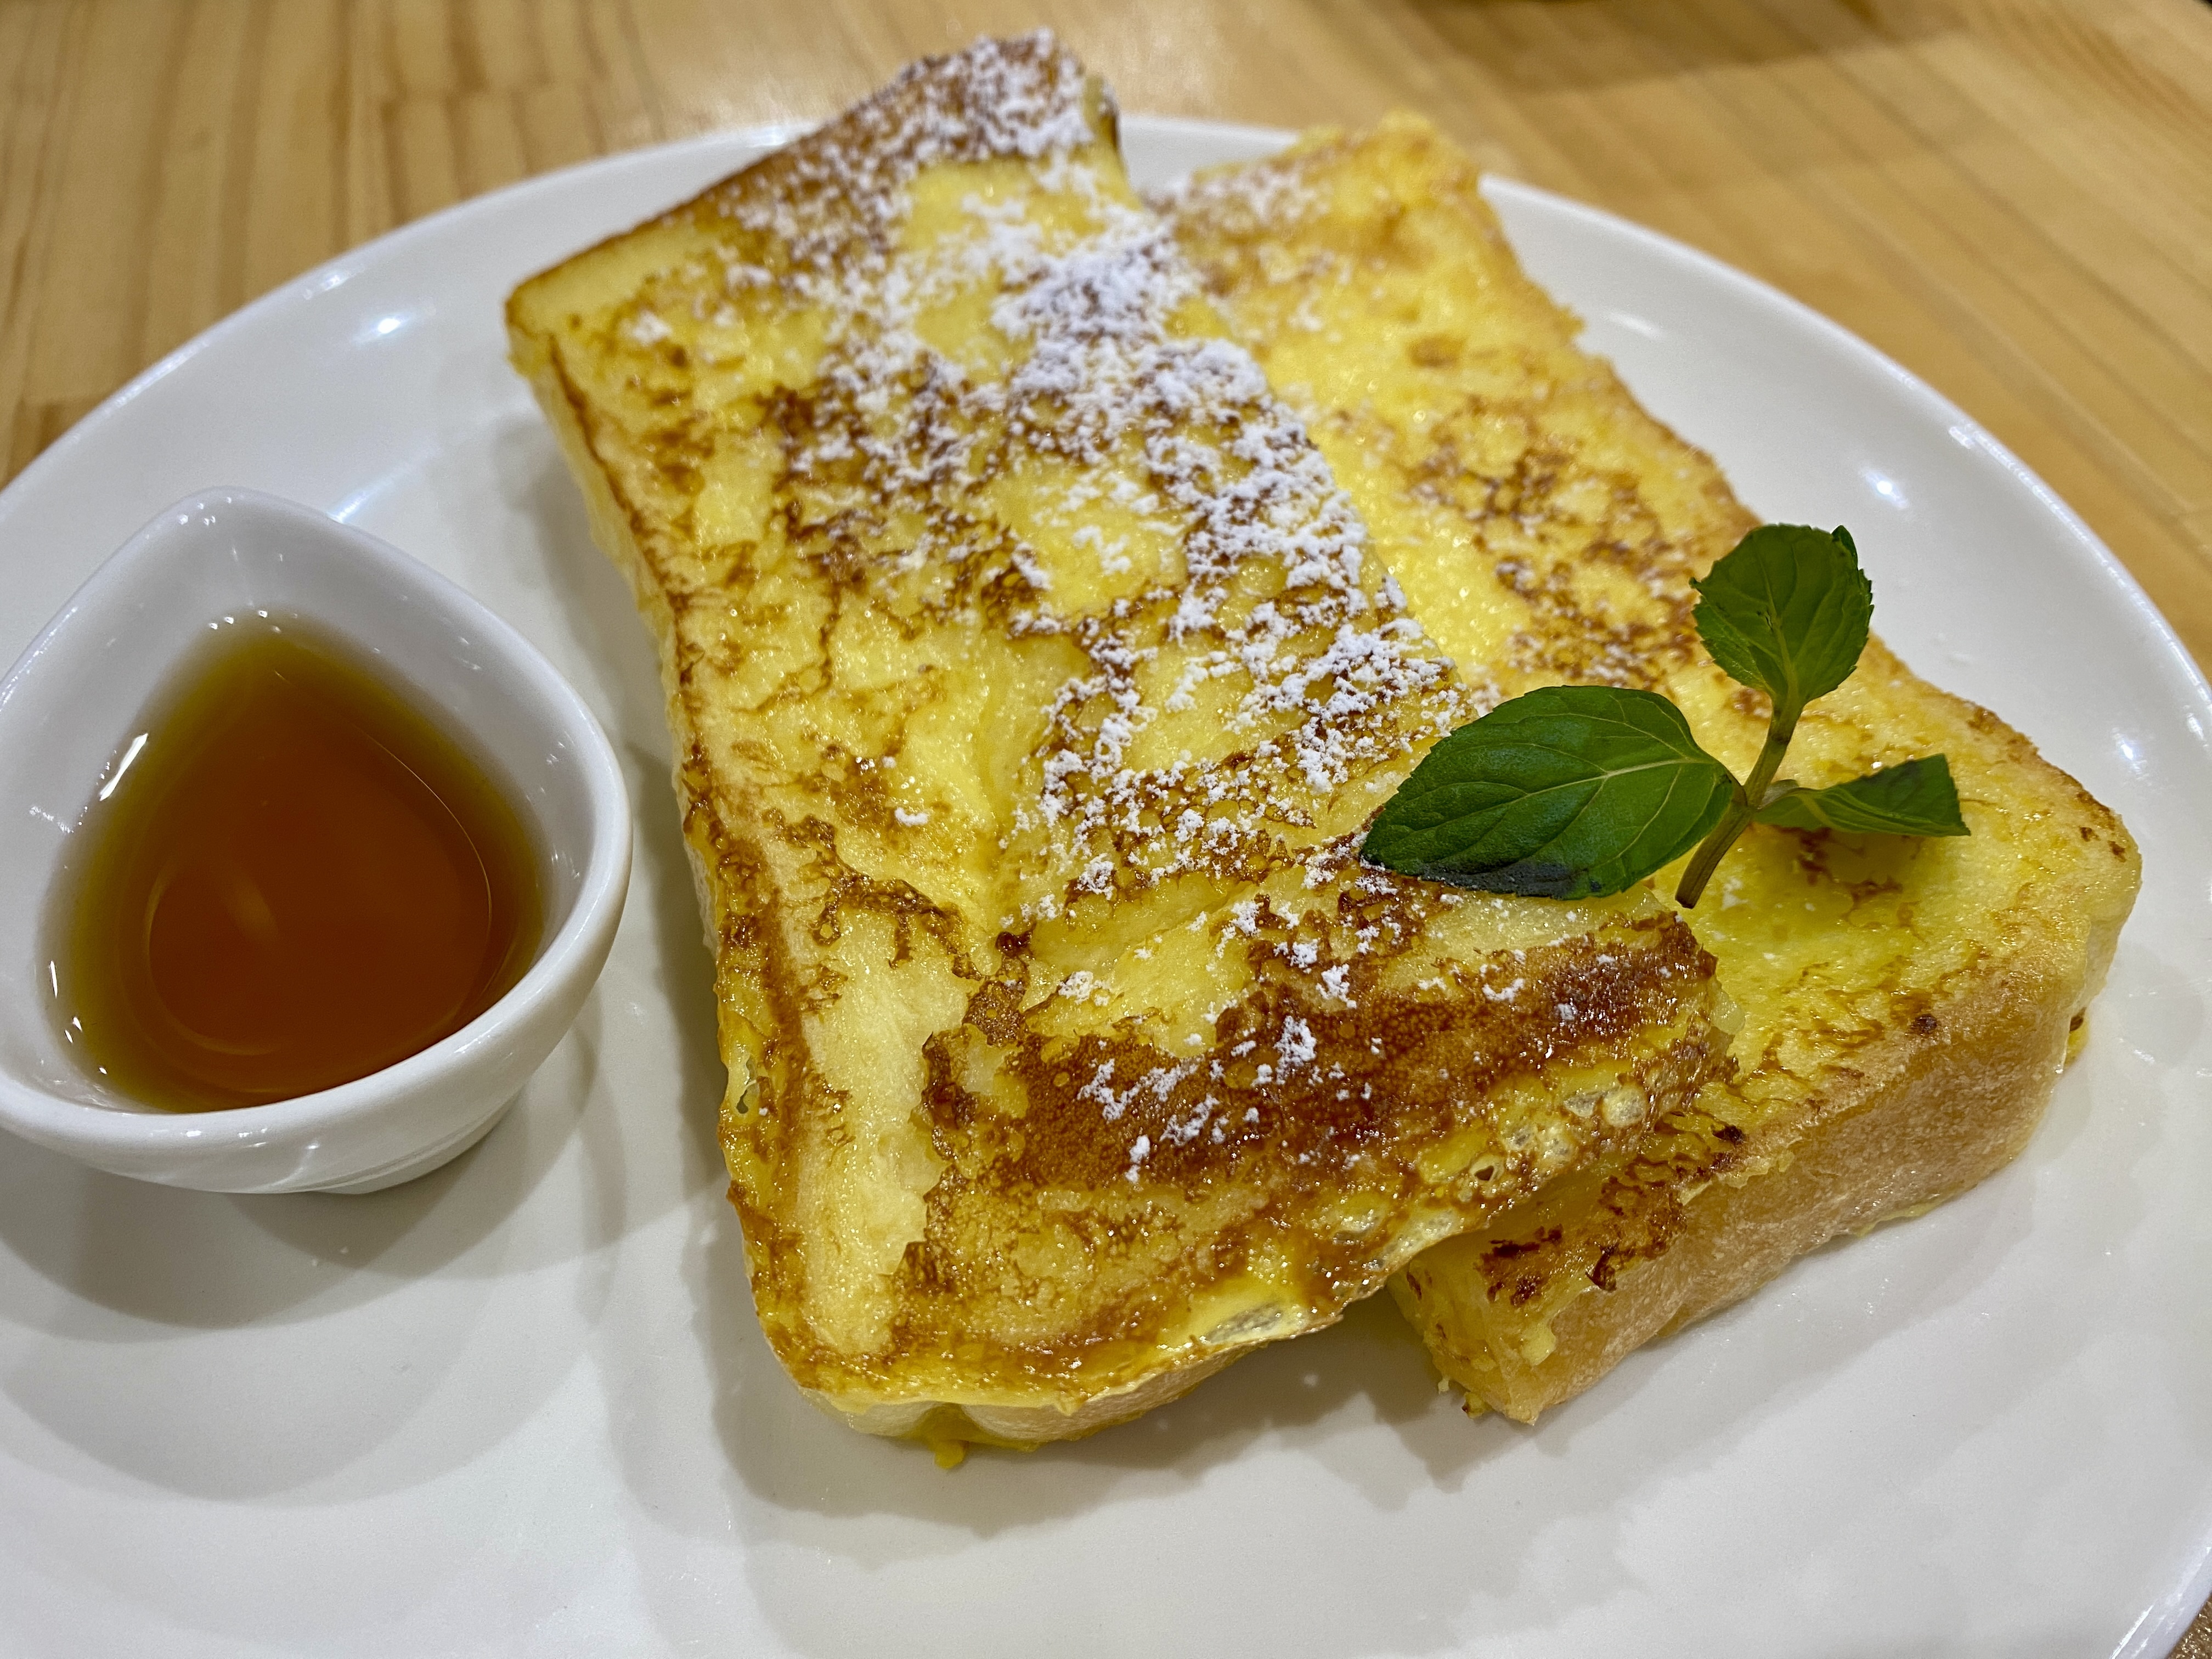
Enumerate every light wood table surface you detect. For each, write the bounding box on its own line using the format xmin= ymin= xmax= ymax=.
xmin=5 ymin=0 xmax=2211 ymax=1650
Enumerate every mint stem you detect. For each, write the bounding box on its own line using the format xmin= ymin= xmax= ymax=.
xmin=1674 ymin=704 xmax=1796 ymax=907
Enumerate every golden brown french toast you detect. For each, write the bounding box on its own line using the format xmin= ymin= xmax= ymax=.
xmin=1162 ymin=115 xmax=2141 ymax=1421
xmin=507 ymin=40 xmax=1730 ymax=1449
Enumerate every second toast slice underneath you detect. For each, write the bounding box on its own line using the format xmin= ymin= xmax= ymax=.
xmin=1163 ymin=114 xmax=2140 ymax=1421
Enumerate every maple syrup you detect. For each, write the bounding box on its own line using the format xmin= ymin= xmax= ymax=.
xmin=48 ymin=616 xmax=541 ymax=1112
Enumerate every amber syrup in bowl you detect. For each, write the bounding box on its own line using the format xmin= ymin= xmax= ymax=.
xmin=49 ymin=616 xmax=541 ymax=1113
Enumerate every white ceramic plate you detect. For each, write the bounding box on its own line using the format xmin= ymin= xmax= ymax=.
xmin=1 ymin=118 xmax=2207 ymax=1659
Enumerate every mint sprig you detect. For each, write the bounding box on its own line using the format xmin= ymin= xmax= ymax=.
xmin=1362 ymin=524 xmax=1969 ymax=909
xmin=1358 ymin=686 xmax=1735 ymax=899
xmin=1753 ymin=756 xmax=1964 ymax=837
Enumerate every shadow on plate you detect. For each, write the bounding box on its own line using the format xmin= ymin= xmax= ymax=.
xmin=0 ymin=1029 xmax=601 ymax=1335
xmin=665 ymin=1105 xmax=2085 ymax=1658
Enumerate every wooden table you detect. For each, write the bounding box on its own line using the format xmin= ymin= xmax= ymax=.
xmin=4 ymin=0 xmax=2210 ymax=1649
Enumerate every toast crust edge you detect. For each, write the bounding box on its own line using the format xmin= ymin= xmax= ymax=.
xmin=1395 ymin=860 xmax=2133 ymax=1421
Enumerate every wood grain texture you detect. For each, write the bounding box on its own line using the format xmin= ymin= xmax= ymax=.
xmin=2 ymin=0 xmax=2209 ymax=1643
xmin=10 ymin=0 xmax=2209 ymax=669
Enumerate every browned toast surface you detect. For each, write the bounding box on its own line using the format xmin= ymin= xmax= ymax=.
xmin=509 ymin=43 xmax=1731 ymax=1445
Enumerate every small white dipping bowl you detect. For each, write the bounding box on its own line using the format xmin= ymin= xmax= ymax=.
xmin=0 ymin=488 xmax=631 ymax=1193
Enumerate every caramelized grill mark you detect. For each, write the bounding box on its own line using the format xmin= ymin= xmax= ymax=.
xmin=896 ymin=1006 xmax=1724 ymax=1370
xmin=932 ymin=916 xmax=1712 ymax=1210
xmin=770 ymin=811 xmax=984 ymax=976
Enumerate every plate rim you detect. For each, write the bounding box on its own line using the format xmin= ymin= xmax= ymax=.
xmin=1 ymin=113 xmax=2207 ymax=1658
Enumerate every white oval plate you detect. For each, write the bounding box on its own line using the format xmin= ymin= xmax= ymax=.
xmin=1 ymin=117 xmax=2207 ymax=1659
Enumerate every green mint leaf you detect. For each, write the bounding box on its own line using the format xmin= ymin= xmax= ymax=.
xmin=1692 ymin=524 xmax=1873 ymax=717
xmin=1753 ymin=755 xmax=1970 ymax=837
xmin=1361 ymin=685 xmax=1737 ymax=899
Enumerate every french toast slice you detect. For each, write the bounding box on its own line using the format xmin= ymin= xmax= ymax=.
xmin=1161 ymin=115 xmax=2141 ymax=1421
xmin=507 ymin=40 xmax=1731 ymax=1448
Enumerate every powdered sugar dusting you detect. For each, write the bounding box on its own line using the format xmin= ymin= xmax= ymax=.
xmin=705 ymin=31 xmax=1097 ymax=267
xmin=1146 ymin=149 xmax=1323 ymax=240
xmin=659 ymin=32 xmax=1475 ymax=936
xmin=595 ymin=35 xmax=1575 ymax=1148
